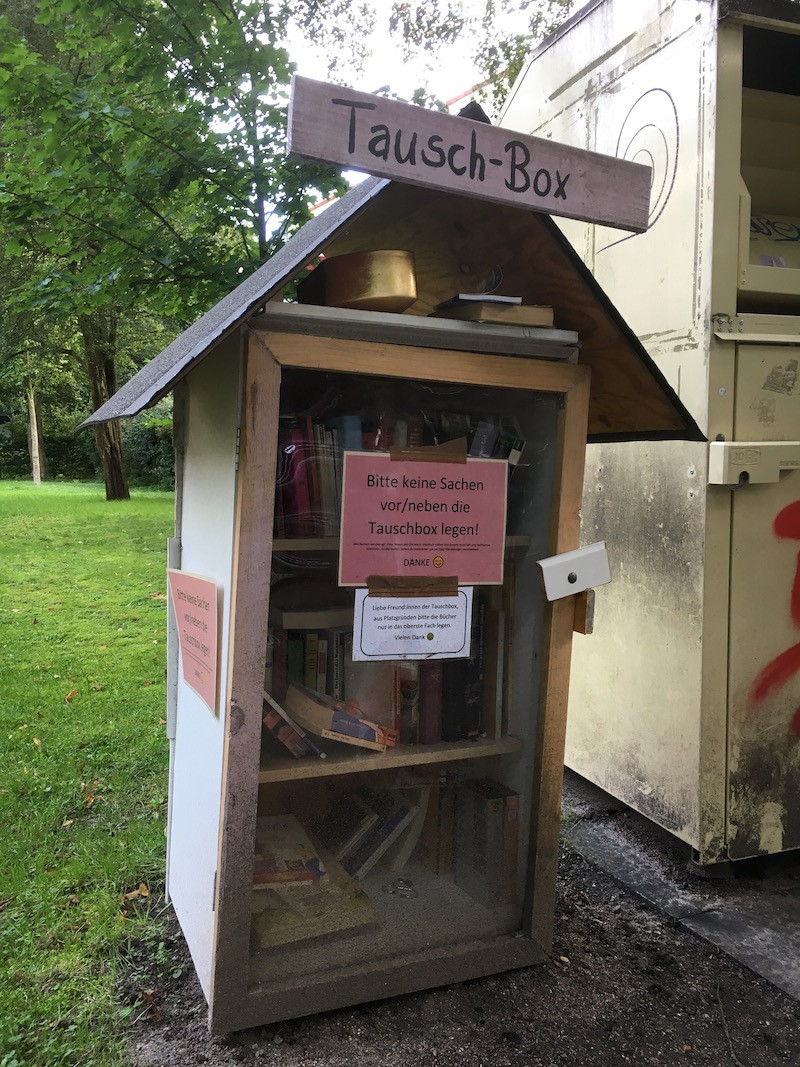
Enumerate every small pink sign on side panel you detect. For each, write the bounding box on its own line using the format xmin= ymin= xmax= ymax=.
xmin=338 ymin=453 xmax=507 ymax=586
xmin=167 ymin=569 xmax=220 ymax=715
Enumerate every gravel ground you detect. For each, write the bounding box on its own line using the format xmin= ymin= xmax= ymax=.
xmin=125 ymin=824 xmax=800 ymax=1067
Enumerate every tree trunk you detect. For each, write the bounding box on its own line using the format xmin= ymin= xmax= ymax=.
xmin=24 ymin=376 xmax=49 ymax=485
xmin=79 ymin=308 xmax=130 ymax=501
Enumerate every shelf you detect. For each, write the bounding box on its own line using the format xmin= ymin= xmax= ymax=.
xmin=248 ymin=858 xmax=522 ymax=990
xmin=258 ymin=734 xmax=523 ymax=783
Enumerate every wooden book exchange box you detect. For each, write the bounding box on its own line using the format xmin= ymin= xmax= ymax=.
xmin=85 ymin=86 xmax=701 ymax=1034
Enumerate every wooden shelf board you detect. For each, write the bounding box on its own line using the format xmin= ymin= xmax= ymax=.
xmin=258 ymin=734 xmax=523 ymax=783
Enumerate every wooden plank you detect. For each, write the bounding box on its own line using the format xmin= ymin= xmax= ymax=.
xmin=250 ymin=300 xmax=578 ymax=361
xmin=524 ymin=368 xmax=590 ymax=953
xmin=258 ymin=735 xmax=523 ymax=784
xmin=573 ymin=589 xmax=596 ymax=635
xmin=211 ymin=334 xmax=282 ymax=1011
xmin=211 ymin=936 xmax=545 ymax=1034
xmin=288 ymin=75 xmax=651 ymax=233
xmin=257 ymin=329 xmax=587 ymax=397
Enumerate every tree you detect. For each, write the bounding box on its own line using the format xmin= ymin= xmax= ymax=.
xmin=0 ymin=0 xmax=346 ymax=498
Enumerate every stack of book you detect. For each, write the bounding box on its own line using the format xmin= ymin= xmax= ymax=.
xmin=315 ymin=789 xmax=422 ymax=880
xmin=430 ymin=293 xmax=554 ymax=328
xmin=250 ymin=813 xmax=376 ymax=949
xmin=273 ymin=405 xmax=531 ymax=538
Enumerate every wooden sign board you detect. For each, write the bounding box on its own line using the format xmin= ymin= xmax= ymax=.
xmin=288 ymin=75 xmax=651 ymax=233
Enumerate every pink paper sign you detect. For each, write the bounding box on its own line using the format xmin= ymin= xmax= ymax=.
xmin=167 ymin=569 xmax=219 ymax=714
xmin=338 ymin=453 xmax=507 ymax=586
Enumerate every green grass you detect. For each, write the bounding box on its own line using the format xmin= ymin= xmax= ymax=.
xmin=0 ymin=481 xmax=174 ymax=1067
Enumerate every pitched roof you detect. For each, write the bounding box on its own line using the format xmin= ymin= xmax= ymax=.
xmin=82 ymin=176 xmax=703 ymax=443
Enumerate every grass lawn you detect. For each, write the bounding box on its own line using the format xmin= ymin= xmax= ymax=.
xmin=0 ymin=481 xmax=175 ymax=1067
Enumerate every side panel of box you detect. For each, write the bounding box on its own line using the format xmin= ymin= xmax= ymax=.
xmin=167 ymin=337 xmax=240 ymax=997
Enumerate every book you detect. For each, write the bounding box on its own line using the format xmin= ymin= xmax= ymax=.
xmin=387 ymin=785 xmax=431 ymax=873
xmin=418 ymin=772 xmax=457 ymax=876
xmin=453 ymin=778 xmax=519 ymax=908
xmin=394 ymin=662 xmax=420 ymax=745
xmin=262 ymin=699 xmax=310 ymax=760
xmin=435 ymin=293 xmax=523 ymax=307
xmin=314 ymin=793 xmax=379 ymax=861
xmin=252 ymin=814 xmax=326 ymax=888
xmin=303 ymin=631 xmax=319 ymax=689
xmin=263 ymin=690 xmax=327 ymax=760
xmin=250 ymin=845 xmax=376 ymax=949
xmin=431 ymin=296 xmax=554 ymax=327
xmin=324 ymin=626 xmax=350 ymax=700
xmin=441 ymin=597 xmax=483 ymax=742
xmin=468 ymin=417 xmax=499 ymax=458
xmin=344 ymin=655 xmax=396 ymax=731
xmin=342 ymin=792 xmax=420 ymax=880
xmin=418 ymin=661 xmax=443 ymax=745
xmin=282 ymin=423 xmax=315 ymax=536
xmin=284 ymin=682 xmax=399 ymax=750
xmin=271 ymin=626 xmax=288 ymax=702
xmin=270 ymin=604 xmax=353 ymax=630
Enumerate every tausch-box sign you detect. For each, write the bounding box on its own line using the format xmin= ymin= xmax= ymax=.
xmin=288 ymin=75 xmax=652 ymax=233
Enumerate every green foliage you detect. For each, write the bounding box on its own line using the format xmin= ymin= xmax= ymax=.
xmin=122 ymin=407 xmax=175 ymax=491
xmin=0 ymin=482 xmax=173 ymax=1066
xmin=0 ymin=1 xmax=346 ymax=321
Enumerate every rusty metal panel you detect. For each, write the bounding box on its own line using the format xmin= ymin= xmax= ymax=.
xmin=566 ymin=439 xmax=708 ymax=843
xmin=727 ymin=346 xmax=800 ymax=857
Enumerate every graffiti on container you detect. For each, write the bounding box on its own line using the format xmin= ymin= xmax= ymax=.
xmin=750 ymin=216 xmax=800 ymax=243
xmin=748 ymin=500 xmax=800 ymax=735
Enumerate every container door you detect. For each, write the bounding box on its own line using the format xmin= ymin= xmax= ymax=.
xmin=727 ymin=343 xmax=800 ymax=858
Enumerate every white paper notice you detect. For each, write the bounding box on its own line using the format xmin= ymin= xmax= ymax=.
xmin=352 ymin=588 xmax=474 ymax=661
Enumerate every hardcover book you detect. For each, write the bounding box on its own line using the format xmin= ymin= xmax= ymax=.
xmin=341 ymin=792 xmax=420 ymax=880
xmin=252 ymin=814 xmax=327 ymax=889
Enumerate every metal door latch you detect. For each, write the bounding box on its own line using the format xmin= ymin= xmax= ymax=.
xmin=708 ymin=441 xmax=800 ymax=485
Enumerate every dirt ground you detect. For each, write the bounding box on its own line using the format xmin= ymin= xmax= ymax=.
xmin=125 ymin=832 xmax=800 ymax=1067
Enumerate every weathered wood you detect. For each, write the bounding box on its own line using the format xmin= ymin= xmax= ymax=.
xmin=288 ymin=76 xmax=651 ymax=233
xmin=257 ymin=329 xmax=587 ymax=397
xmin=573 ymin=589 xmax=596 ymax=635
xmin=211 ymin=333 xmax=281 ymax=1012
xmin=524 ymin=369 xmax=590 ymax=952
xmin=258 ymin=734 xmax=523 ymax=784
xmin=211 ymin=935 xmax=545 ymax=1034
xmin=250 ymin=301 xmax=578 ymax=361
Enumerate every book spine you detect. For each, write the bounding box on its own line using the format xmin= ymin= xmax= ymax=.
xmin=303 ymin=632 xmax=319 ymax=689
xmin=501 ymin=791 xmax=520 ymax=904
xmin=418 ymin=661 xmax=443 ymax=745
xmin=287 ymin=633 xmax=305 ymax=689
xmin=271 ymin=626 xmax=288 ymax=702
xmin=286 ymin=426 xmax=314 ymax=536
xmin=316 ymin=637 xmax=328 ymax=694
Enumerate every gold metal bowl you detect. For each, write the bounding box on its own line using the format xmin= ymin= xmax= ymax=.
xmin=297 ymin=249 xmax=417 ymax=313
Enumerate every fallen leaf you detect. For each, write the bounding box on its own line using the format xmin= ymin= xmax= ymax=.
xmin=149 ymin=592 xmax=167 ymax=600
xmin=64 ymin=689 xmax=78 ymax=704
xmin=158 ymin=718 xmax=167 ymax=726
xmin=62 ymin=819 xmax=74 ymax=829
xmin=64 ymin=895 xmax=79 ymax=906
xmin=140 ymin=989 xmax=162 ymax=1025
xmin=90 ymin=684 xmax=105 ymax=692
xmin=33 ymin=738 xmax=42 ymax=749
xmin=0 ymin=898 xmax=14 ymax=912
xmin=141 ymin=680 xmax=153 ymax=687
